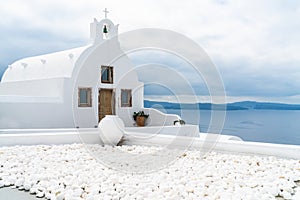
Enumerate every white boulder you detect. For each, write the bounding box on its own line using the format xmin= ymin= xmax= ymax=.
xmin=98 ymin=115 xmax=124 ymax=145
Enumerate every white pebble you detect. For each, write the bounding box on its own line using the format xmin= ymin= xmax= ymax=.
xmin=45 ymin=192 xmax=52 ymax=199
xmin=36 ymin=191 xmax=45 ymax=198
xmin=50 ymin=193 xmax=57 ymax=200
xmin=15 ymin=178 xmax=24 ymax=187
xmin=281 ymin=191 xmax=292 ymax=199
xmin=4 ymin=181 xmax=12 ymax=187
xmin=56 ymin=192 xmax=65 ymax=200
xmin=24 ymin=183 xmax=31 ymax=191
xmin=18 ymin=186 xmax=24 ymax=190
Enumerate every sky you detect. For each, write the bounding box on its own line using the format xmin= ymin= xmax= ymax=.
xmin=1 ymin=0 xmax=300 ymax=103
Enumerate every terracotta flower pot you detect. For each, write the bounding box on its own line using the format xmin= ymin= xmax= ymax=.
xmin=136 ymin=116 xmax=146 ymax=127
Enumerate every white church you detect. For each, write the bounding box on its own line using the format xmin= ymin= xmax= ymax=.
xmin=0 ymin=11 xmax=180 ymax=129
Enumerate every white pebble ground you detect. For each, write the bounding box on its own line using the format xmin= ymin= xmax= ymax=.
xmin=1 ymin=144 xmax=300 ymax=200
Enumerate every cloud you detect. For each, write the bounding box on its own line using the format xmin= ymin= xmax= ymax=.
xmin=0 ymin=21 xmax=85 ymax=79
xmin=129 ymin=51 xmax=210 ymax=96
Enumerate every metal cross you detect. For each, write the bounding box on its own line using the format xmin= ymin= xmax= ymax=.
xmin=103 ymin=8 xmax=109 ymax=19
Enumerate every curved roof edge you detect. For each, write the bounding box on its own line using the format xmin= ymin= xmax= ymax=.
xmin=1 ymin=45 xmax=91 ymax=83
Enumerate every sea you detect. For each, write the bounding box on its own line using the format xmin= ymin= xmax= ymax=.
xmin=164 ymin=109 xmax=300 ymax=146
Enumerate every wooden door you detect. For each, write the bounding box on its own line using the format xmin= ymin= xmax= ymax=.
xmin=98 ymin=89 xmax=114 ymax=121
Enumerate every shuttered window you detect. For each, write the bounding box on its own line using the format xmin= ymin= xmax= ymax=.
xmin=78 ymin=88 xmax=92 ymax=107
xmin=101 ymin=66 xmax=113 ymax=84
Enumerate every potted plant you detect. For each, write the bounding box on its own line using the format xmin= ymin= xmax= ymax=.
xmin=173 ymin=119 xmax=186 ymax=126
xmin=133 ymin=111 xmax=149 ymax=127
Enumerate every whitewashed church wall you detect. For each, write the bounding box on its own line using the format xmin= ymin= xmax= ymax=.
xmin=0 ymin=78 xmax=65 ymax=97
xmin=0 ymin=79 xmax=74 ymax=128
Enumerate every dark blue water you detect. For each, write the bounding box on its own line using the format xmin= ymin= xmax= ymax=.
xmin=165 ymin=109 xmax=300 ymax=145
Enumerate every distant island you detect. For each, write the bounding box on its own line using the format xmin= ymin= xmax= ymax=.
xmin=144 ymin=100 xmax=300 ymax=110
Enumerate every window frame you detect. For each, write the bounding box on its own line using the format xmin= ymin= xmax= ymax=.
xmin=121 ymin=89 xmax=132 ymax=107
xmin=78 ymin=87 xmax=92 ymax=107
xmin=101 ymin=66 xmax=113 ymax=84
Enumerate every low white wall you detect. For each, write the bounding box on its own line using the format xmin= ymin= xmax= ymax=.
xmin=125 ymin=125 xmax=199 ymax=137
xmin=143 ymin=108 xmax=180 ymax=126
xmin=1 ymin=128 xmax=300 ymax=160
xmin=0 ymin=129 xmax=102 ymax=146
xmin=123 ymin=132 xmax=300 ymax=159
xmin=119 ymin=108 xmax=181 ymax=127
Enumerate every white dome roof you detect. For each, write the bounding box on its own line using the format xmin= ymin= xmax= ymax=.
xmin=2 ymin=45 xmax=90 ymax=83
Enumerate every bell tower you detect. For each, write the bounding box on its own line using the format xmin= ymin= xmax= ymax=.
xmin=90 ymin=8 xmax=119 ymax=44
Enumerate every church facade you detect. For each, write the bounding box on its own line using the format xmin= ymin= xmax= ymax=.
xmin=0 ymin=16 xmax=145 ymax=128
